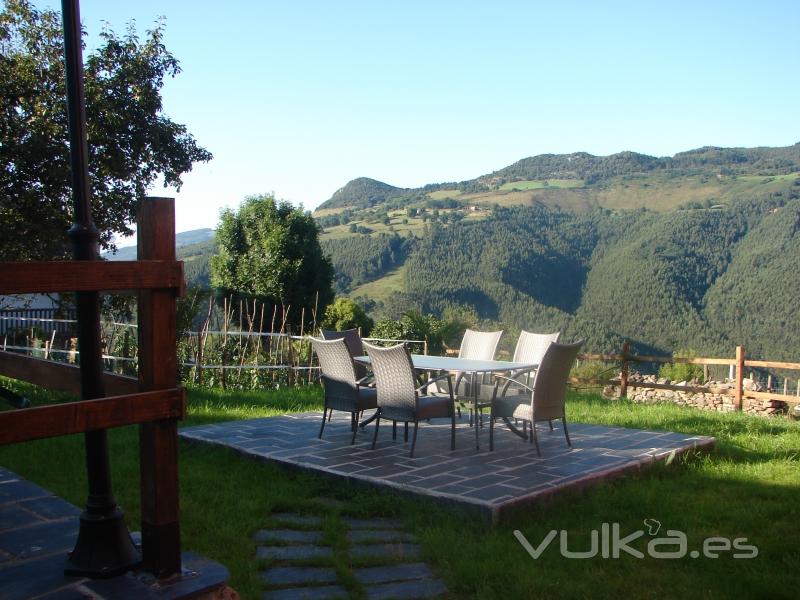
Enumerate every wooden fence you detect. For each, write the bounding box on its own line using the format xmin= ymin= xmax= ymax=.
xmin=0 ymin=198 xmax=185 ymax=578
xmin=574 ymin=342 xmax=800 ymax=410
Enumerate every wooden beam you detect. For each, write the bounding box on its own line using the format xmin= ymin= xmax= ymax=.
xmin=744 ymin=359 xmax=800 ymax=370
xmin=743 ymin=390 xmax=800 ymax=402
xmin=0 ymin=388 xmax=185 ymax=445
xmin=0 ymin=351 xmax=138 ymax=396
xmin=0 ymin=261 xmax=183 ymax=294
xmin=735 ymin=346 xmax=745 ymax=411
xmin=137 ymin=197 xmax=183 ymax=579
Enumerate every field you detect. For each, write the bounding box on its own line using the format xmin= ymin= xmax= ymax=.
xmin=498 ymin=179 xmax=585 ymax=191
xmin=350 ymin=263 xmax=407 ymax=303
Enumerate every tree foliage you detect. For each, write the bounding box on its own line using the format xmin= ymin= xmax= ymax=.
xmin=0 ymin=0 xmax=211 ymax=260
xmin=321 ymin=297 xmax=373 ymax=335
xmin=210 ymin=194 xmax=334 ymax=326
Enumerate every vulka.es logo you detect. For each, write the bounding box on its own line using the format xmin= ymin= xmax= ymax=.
xmin=514 ymin=519 xmax=758 ymax=560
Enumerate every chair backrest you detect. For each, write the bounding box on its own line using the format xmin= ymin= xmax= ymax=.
xmin=531 ymin=340 xmax=583 ymax=421
xmin=320 ymin=328 xmax=364 ymax=358
xmin=513 ymin=331 xmax=561 ymax=365
xmin=458 ymin=329 xmax=503 ymax=361
xmin=312 ymin=337 xmax=359 ymax=403
xmin=321 ymin=328 xmax=367 ymax=379
xmin=363 ymin=341 xmax=417 ymax=415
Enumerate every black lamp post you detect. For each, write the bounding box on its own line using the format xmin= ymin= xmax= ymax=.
xmin=61 ymin=0 xmax=141 ymax=577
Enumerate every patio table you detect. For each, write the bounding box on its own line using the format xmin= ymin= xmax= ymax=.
xmin=355 ymin=354 xmax=537 ymax=450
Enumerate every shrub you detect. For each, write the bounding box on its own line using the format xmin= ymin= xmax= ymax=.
xmin=659 ymin=349 xmax=704 ymax=382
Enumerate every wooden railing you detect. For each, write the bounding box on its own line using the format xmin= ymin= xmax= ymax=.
xmin=0 ymin=198 xmax=185 ymax=578
xmin=574 ymin=342 xmax=800 ymax=410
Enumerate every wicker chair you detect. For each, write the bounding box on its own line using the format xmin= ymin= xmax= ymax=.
xmin=311 ymin=337 xmax=377 ymax=444
xmin=363 ymin=341 xmax=456 ymax=458
xmin=489 ymin=339 xmax=583 ymax=454
xmin=452 ymin=329 xmax=503 ymax=423
xmin=320 ymin=328 xmax=368 ymax=380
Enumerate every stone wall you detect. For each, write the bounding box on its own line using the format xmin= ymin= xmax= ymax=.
xmin=602 ymin=374 xmax=790 ymax=417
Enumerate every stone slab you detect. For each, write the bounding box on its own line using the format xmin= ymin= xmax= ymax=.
xmin=271 ymin=513 xmax=324 ymax=527
xmin=353 ymin=562 xmax=435 ymax=584
xmin=255 ymin=529 xmax=324 ymax=544
xmin=266 ymin=585 xmax=348 ymax=599
xmin=346 ymin=530 xmax=415 ymax=544
xmin=261 ymin=566 xmax=338 ymax=586
xmin=349 ymin=543 xmax=421 ymax=560
xmin=257 ymin=545 xmax=333 ymax=560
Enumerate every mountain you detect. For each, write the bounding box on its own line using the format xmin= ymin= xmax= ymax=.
xmin=175 ymin=143 xmax=800 ymax=360
xmin=316 ymin=144 xmax=800 ymax=212
xmin=103 ymin=228 xmax=215 ymax=261
xmin=318 ymin=178 xmax=408 ymax=211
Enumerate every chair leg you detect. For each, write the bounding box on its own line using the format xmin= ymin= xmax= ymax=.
xmin=328 ymin=410 xmax=333 ymax=422
xmin=351 ymin=413 xmax=359 ymax=445
xmin=371 ymin=415 xmax=381 ymax=449
xmin=319 ymin=408 xmax=328 ymax=438
xmin=456 ymin=403 xmax=462 ymax=418
xmin=562 ymin=415 xmax=572 ymax=448
xmin=451 ymin=411 xmax=456 ymax=451
xmin=549 ymin=419 xmax=554 ymax=431
xmin=404 ymin=421 xmax=409 ymax=442
xmin=523 ymin=420 xmax=527 ymax=439
xmin=489 ymin=414 xmax=494 ymax=451
xmin=532 ymin=422 xmax=541 ymax=456
xmin=409 ymin=421 xmax=419 ymax=457
xmin=392 ymin=420 xmax=397 ymax=440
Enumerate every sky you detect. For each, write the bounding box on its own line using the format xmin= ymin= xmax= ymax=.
xmin=35 ymin=0 xmax=800 ymax=238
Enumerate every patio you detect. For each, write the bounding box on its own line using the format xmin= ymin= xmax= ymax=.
xmin=180 ymin=412 xmax=715 ymax=522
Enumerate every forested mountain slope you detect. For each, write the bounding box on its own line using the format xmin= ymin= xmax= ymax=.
xmin=175 ymin=144 xmax=800 ymax=358
xmin=704 ymin=198 xmax=800 ymax=361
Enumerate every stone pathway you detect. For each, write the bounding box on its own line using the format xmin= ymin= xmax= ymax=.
xmin=258 ymin=512 xmax=447 ymax=599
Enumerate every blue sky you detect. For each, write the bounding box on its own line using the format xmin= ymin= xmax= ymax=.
xmin=37 ymin=0 xmax=800 ymax=235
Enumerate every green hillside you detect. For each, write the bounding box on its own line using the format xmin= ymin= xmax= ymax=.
xmin=177 ymin=144 xmax=800 ymax=359
xmin=315 ymin=144 xmax=800 ymax=214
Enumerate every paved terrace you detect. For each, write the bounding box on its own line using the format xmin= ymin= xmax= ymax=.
xmin=180 ymin=412 xmax=714 ymax=522
xmin=0 ymin=467 xmax=228 ymax=600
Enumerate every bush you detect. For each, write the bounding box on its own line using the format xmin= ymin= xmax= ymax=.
xmin=658 ymin=349 xmax=704 ymax=382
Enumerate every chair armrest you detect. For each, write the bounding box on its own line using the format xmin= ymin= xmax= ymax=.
xmin=356 ymin=375 xmax=376 ymax=388
xmin=492 ymin=375 xmax=534 ymax=397
xmin=417 ymin=373 xmax=453 ymax=398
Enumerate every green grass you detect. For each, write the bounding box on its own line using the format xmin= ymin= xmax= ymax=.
xmin=1 ymin=381 xmax=798 ymax=599
xmin=499 ymin=179 xmax=585 ymax=191
xmin=350 ymin=263 xmax=407 ymax=303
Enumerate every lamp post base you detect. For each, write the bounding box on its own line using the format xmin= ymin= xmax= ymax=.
xmin=64 ymin=507 xmax=142 ymax=578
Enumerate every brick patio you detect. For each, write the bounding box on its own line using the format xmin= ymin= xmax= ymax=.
xmin=180 ymin=412 xmax=714 ymax=522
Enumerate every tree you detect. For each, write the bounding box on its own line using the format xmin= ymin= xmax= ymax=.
xmin=210 ymin=194 xmax=334 ymax=327
xmin=321 ymin=297 xmax=373 ymax=335
xmin=0 ymin=0 xmax=211 ymax=260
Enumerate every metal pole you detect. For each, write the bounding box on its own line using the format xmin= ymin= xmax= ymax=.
xmin=61 ymin=0 xmax=140 ymax=577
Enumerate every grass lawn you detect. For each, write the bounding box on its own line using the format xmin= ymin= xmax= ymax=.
xmin=1 ymin=380 xmax=798 ymax=599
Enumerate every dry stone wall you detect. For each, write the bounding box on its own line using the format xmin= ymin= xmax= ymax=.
xmin=602 ymin=374 xmax=790 ymax=417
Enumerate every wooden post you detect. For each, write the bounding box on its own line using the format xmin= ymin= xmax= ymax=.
xmin=783 ymin=379 xmax=788 ymax=395
xmin=735 ymin=346 xmax=745 ymax=411
xmin=767 ymin=374 xmax=772 ymax=391
xmin=137 ymin=197 xmax=182 ymax=579
xmin=619 ymin=341 xmax=630 ymax=399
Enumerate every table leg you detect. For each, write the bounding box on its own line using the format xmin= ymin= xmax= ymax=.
xmin=502 ymin=417 xmax=528 ymax=440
